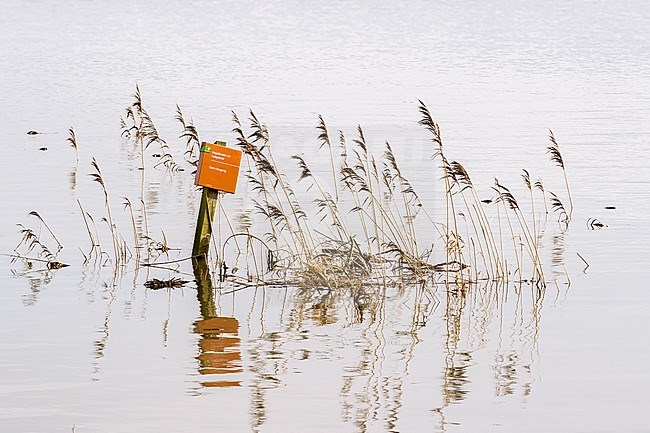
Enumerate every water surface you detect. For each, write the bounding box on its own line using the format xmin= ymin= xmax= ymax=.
xmin=1 ymin=1 xmax=650 ymax=432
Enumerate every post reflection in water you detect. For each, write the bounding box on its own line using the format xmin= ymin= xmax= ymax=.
xmin=193 ymin=258 xmax=242 ymax=388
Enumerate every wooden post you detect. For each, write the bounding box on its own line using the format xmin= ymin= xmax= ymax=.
xmin=192 ymin=187 xmax=220 ymax=260
xmin=192 ymin=140 xmax=241 ymax=261
xmin=190 ymin=141 xmax=243 ymax=387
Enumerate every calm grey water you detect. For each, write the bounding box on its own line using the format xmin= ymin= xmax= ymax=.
xmin=2 ymin=1 xmax=650 ymax=432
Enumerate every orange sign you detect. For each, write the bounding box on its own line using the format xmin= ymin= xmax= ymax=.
xmin=194 ymin=141 xmax=242 ymax=194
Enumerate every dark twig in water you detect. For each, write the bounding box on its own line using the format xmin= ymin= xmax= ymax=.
xmin=144 ymin=277 xmax=190 ymax=290
xmin=576 ymin=252 xmax=589 ymax=271
xmin=4 ymin=253 xmax=69 ymax=269
xmin=140 ymin=255 xmax=202 ymax=266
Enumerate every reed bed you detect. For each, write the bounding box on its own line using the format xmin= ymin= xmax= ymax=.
xmin=5 ymin=89 xmax=576 ymax=393
xmin=218 ymin=101 xmax=574 ymax=295
xmin=5 ymin=89 xmax=583 ymax=421
xmin=8 ymin=87 xmax=574 ymax=296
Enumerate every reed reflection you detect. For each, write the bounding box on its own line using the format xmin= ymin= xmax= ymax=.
xmin=443 ymin=288 xmax=472 ymax=405
xmin=427 ymin=281 xmax=544 ymax=431
xmin=551 ymin=232 xmax=566 ymax=271
xmin=19 ymin=269 xmax=54 ymax=306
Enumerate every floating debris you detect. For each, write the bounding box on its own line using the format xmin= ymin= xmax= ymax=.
xmin=144 ymin=277 xmax=189 ymax=290
xmin=577 ymin=252 xmax=589 ymax=271
xmin=5 ymin=254 xmax=69 ymax=270
xmin=587 ymin=218 xmax=607 ymax=230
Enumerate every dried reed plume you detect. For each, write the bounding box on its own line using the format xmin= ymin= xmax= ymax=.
xmin=12 ymin=217 xmax=68 ymax=269
xmin=418 ymin=100 xmax=465 ymax=279
xmin=175 ymin=104 xmax=201 ymax=165
xmin=547 ymin=130 xmax=573 ymax=222
xmin=28 ymin=211 xmax=63 ymax=253
xmin=67 ymin=127 xmax=78 ymax=162
xmin=549 ymin=191 xmax=569 ymax=226
xmin=89 ymin=158 xmax=122 ymax=267
xmin=121 ymin=85 xmax=181 ymax=172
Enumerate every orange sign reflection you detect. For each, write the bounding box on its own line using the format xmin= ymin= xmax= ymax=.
xmin=194 ymin=316 xmax=242 ymax=387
